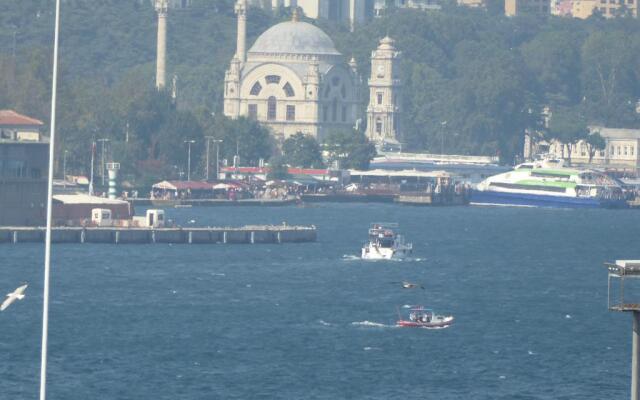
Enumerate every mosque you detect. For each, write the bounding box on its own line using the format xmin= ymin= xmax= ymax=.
xmin=222 ymin=0 xmax=402 ymax=145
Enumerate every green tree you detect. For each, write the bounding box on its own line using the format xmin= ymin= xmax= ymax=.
xmin=547 ymin=108 xmax=588 ymax=165
xmin=206 ymin=116 xmax=274 ymax=166
xmin=586 ymin=131 xmax=606 ymax=164
xmin=282 ymin=132 xmax=324 ymax=168
xmin=266 ymin=156 xmax=291 ymax=180
xmin=324 ymin=129 xmax=377 ymax=170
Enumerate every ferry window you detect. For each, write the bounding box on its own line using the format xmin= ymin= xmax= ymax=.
xmin=248 ymin=104 xmax=258 ymax=119
xmin=286 ymin=105 xmax=295 ymax=121
xmin=250 ymin=82 xmax=262 ymax=96
xmin=267 ymin=96 xmax=277 ymax=120
xmin=265 ymin=75 xmax=281 ymax=84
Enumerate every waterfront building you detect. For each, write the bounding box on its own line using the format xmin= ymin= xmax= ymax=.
xmin=223 ymin=4 xmax=360 ymax=142
xmin=505 ymin=0 xmax=551 ymax=16
xmin=0 ymin=110 xmax=48 ymax=227
xmin=365 ymin=37 xmax=402 ymax=147
xmin=527 ymin=127 xmax=640 ymax=172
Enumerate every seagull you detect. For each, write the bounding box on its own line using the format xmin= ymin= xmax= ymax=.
xmin=391 ymin=281 xmax=425 ymax=289
xmin=1 ymin=284 xmax=28 ymax=311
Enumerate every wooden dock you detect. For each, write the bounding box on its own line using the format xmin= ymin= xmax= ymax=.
xmin=0 ymin=225 xmax=317 ymax=245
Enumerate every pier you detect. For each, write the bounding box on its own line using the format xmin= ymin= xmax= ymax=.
xmin=0 ymin=225 xmax=316 ymax=245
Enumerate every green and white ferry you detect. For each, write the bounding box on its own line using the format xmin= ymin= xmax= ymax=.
xmin=470 ymin=160 xmax=627 ymax=208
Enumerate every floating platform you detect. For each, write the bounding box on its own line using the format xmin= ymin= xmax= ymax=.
xmin=0 ymin=225 xmax=316 ymax=245
xmin=395 ymin=194 xmax=469 ymax=206
xmin=129 ymin=198 xmax=298 ymax=207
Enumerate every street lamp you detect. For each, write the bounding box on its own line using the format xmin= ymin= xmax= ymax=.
xmin=204 ymin=136 xmax=223 ymax=181
xmin=604 ymin=260 xmax=640 ymax=400
xmin=184 ymin=139 xmax=196 ymax=181
xmin=440 ymin=120 xmax=447 ymax=158
xmin=97 ymin=138 xmax=110 ymax=187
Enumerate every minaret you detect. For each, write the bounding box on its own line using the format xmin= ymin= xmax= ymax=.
xmin=304 ymin=60 xmax=321 ymax=137
xmin=365 ymin=36 xmax=402 ymax=146
xmin=235 ymin=0 xmax=247 ymax=63
xmin=155 ymin=0 xmax=169 ymax=90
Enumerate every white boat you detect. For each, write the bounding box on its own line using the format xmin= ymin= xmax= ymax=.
xmin=470 ymin=159 xmax=627 ymax=208
xmin=361 ymin=223 xmax=412 ymax=260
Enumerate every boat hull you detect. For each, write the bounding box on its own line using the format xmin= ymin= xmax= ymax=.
xmin=396 ymin=317 xmax=454 ymax=328
xmin=470 ymin=189 xmax=627 ymax=209
xmin=361 ymin=246 xmax=411 ymax=260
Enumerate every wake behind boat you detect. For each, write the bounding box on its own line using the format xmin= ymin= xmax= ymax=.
xmin=396 ymin=306 xmax=454 ymax=328
xmin=470 ymin=159 xmax=627 ymax=209
xmin=361 ymin=223 xmax=412 ymax=260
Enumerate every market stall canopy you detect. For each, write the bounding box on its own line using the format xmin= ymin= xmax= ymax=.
xmin=152 ymin=181 xmax=215 ymax=191
xmin=212 ymin=182 xmax=242 ymax=190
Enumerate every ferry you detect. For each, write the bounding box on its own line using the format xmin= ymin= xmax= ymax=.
xmin=470 ymin=160 xmax=627 ymax=208
xmin=396 ymin=306 xmax=454 ymax=328
xmin=361 ymin=223 xmax=412 ymax=260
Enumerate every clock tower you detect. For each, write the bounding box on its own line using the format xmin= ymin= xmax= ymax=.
xmin=365 ymin=36 xmax=401 ymax=147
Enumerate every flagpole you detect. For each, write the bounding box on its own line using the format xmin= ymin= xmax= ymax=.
xmin=40 ymin=0 xmax=61 ymax=398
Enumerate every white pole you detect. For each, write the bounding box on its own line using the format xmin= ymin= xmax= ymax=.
xmin=41 ymin=0 xmax=61 ymax=399
xmin=205 ymin=137 xmax=211 ymax=181
xmin=187 ymin=142 xmax=191 ymax=181
xmin=89 ymin=142 xmax=95 ymax=196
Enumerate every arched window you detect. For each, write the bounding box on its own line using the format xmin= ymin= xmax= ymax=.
xmin=283 ymin=82 xmax=295 ymax=97
xmin=331 ymin=99 xmax=337 ymax=122
xmin=250 ymin=82 xmax=262 ymax=96
xmin=265 ymin=75 xmax=281 ymax=84
xmin=375 ymin=118 xmax=382 ymax=135
xmin=340 ymin=84 xmax=346 ymax=99
xmin=267 ymin=96 xmax=277 ymax=120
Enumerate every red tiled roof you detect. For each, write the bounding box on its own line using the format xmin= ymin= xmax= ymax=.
xmin=0 ymin=110 xmax=44 ymax=126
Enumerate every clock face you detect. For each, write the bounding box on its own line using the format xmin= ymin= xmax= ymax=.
xmin=376 ymin=65 xmax=385 ymax=76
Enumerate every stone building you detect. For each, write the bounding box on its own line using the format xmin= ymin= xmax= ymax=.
xmin=365 ymin=37 xmax=402 ymax=147
xmin=223 ymin=4 xmax=360 ymax=142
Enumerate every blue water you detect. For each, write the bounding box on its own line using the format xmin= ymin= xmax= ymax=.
xmin=0 ymin=204 xmax=638 ymax=399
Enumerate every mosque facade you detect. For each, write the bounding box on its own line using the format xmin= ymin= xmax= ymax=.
xmin=223 ymin=1 xmax=401 ymax=145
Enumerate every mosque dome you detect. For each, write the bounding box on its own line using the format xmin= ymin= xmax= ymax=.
xmin=248 ymin=21 xmax=341 ymax=57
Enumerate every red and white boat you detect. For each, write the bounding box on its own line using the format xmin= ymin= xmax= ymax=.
xmin=396 ymin=306 xmax=454 ymax=328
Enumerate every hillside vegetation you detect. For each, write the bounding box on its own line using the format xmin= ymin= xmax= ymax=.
xmin=1 ymin=0 xmax=640 ymax=181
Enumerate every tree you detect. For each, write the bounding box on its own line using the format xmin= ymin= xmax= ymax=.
xmin=586 ymin=131 xmax=606 ymax=164
xmin=547 ymin=108 xmax=588 ymax=165
xmin=206 ymin=116 xmax=274 ymax=166
xmin=282 ymin=132 xmax=324 ymax=168
xmin=266 ymin=156 xmax=291 ymax=180
xmin=324 ymin=129 xmax=377 ymax=170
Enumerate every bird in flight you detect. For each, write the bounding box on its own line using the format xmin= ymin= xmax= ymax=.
xmin=1 ymin=284 xmax=28 ymax=311
xmin=392 ymin=281 xmax=425 ymax=289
